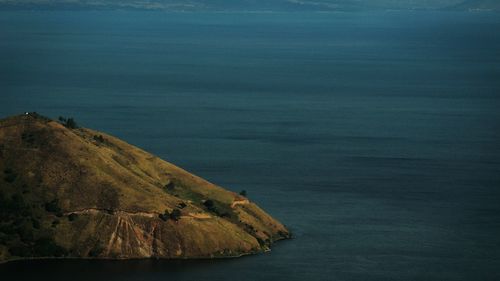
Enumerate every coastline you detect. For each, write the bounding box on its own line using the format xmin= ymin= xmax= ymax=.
xmin=0 ymin=235 xmax=291 ymax=265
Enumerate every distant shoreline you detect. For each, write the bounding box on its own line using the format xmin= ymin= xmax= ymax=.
xmin=0 ymin=4 xmax=498 ymax=13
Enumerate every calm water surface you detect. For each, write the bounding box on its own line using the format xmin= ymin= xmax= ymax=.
xmin=1 ymin=10 xmax=500 ymax=281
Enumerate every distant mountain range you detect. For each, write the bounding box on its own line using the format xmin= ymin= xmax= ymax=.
xmin=0 ymin=0 xmax=498 ymax=11
xmin=450 ymin=0 xmax=500 ymax=11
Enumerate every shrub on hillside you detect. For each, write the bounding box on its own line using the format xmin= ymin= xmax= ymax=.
xmin=164 ymin=181 xmax=175 ymax=191
xmin=58 ymin=116 xmax=78 ymax=129
xmin=159 ymin=209 xmax=170 ymax=221
xmin=93 ymin=135 xmax=105 ymax=143
xmin=170 ymin=209 xmax=181 ymax=221
xmin=68 ymin=213 xmax=78 ymax=221
xmin=88 ymin=245 xmax=104 ymax=257
xmin=21 ymin=132 xmax=36 ymax=145
xmin=8 ymin=244 xmax=32 ymax=257
xmin=3 ymin=168 xmax=17 ymax=183
xmin=44 ymin=199 xmax=62 ymax=216
xmin=32 ymin=238 xmax=67 ymax=257
xmin=203 ymin=200 xmax=214 ymax=209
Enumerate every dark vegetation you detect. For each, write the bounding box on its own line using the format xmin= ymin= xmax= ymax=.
xmin=170 ymin=208 xmax=181 ymax=221
xmin=161 ymin=179 xmax=205 ymax=204
xmin=9 ymin=238 xmax=67 ymax=258
xmin=203 ymin=199 xmax=214 ymax=209
xmin=88 ymin=245 xmax=105 ymax=257
xmin=21 ymin=132 xmax=36 ymax=145
xmin=20 ymin=128 xmax=52 ymax=149
xmin=239 ymin=190 xmax=247 ymax=197
xmin=58 ymin=116 xmax=78 ymax=129
xmin=4 ymin=168 xmax=17 ymax=183
xmin=162 ymin=180 xmax=236 ymax=220
xmin=0 ymin=114 xmax=75 ymax=259
xmin=159 ymin=209 xmax=169 ymax=221
xmin=159 ymin=208 xmax=182 ymax=221
xmin=164 ymin=181 xmax=175 ymax=191
xmin=25 ymin=112 xmax=51 ymax=122
xmin=44 ymin=199 xmax=63 ymax=217
xmin=203 ymin=199 xmax=232 ymax=219
xmin=32 ymin=238 xmax=67 ymax=257
xmin=93 ymin=134 xmax=105 ymax=143
xmin=68 ymin=213 xmax=78 ymax=221
xmin=32 ymin=218 xmax=41 ymax=229
xmin=0 ymin=190 xmax=68 ymax=258
xmin=51 ymin=219 xmax=60 ymax=227
xmin=256 ymin=237 xmax=268 ymax=247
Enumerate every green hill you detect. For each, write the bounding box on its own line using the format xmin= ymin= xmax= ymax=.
xmin=0 ymin=113 xmax=289 ymax=262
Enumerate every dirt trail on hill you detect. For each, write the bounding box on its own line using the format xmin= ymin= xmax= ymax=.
xmin=65 ymin=208 xmax=212 ymax=220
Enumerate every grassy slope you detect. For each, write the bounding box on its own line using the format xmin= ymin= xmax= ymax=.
xmin=0 ymin=113 xmax=289 ymax=262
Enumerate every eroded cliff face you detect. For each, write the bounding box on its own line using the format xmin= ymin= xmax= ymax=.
xmin=55 ymin=210 xmax=257 ymax=258
xmin=55 ymin=205 xmax=274 ymax=259
xmin=0 ymin=113 xmax=290 ymax=262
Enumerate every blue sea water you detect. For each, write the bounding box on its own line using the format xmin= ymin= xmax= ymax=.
xmin=1 ymin=10 xmax=500 ymax=281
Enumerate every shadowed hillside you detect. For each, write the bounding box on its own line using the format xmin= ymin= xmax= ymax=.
xmin=0 ymin=113 xmax=289 ymax=262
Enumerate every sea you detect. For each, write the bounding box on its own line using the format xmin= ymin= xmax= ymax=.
xmin=0 ymin=10 xmax=499 ymax=281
